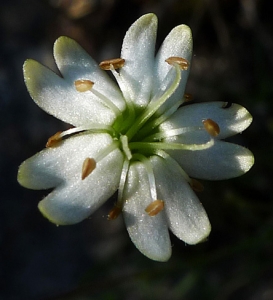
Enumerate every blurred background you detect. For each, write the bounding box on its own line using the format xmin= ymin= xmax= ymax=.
xmin=1 ymin=0 xmax=273 ymax=299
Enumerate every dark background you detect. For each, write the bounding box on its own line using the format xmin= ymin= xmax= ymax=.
xmin=1 ymin=0 xmax=273 ymax=299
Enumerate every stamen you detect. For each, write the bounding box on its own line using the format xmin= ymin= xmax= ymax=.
xmin=58 ymin=125 xmax=116 ymax=138
xmin=132 ymin=154 xmax=157 ymax=200
xmin=107 ymin=204 xmax=122 ymax=220
xmin=184 ymin=93 xmax=193 ymax=102
xmin=46 ymin=126 xmax=116 ymax=146
xmin=99 ymin=58 xmax=125 ymax=70
xmin=120 ymin=135 xmax=132 ymax=160
xmin=190 ymin=178 xmax=204 ymax=192
xmin=129 ymin=138 xmax=214 ymax=152
xmin=145 ymin=200 xmax=164 ymax=216
xmin=74 ymin=79 xmax=94 ymax=92
xmin=95 ymin=141 xmax=120 ymax=162
xmin=117 ymin=159 xmax=130 ymax=208
xmin=46 ymin=131 xmax=62 ymax=147
xmin=165 ymin=56 xmax=190 ymax=70
xmin=89 ymin=86 xmax=123 ymax=119
xmin=75 ymin=79 xmax=123 ymax=122
xmin=110 ymin=67 xmax=136 ymax=132
xmin=203 ymin=119 xmax=220 ymax=137
xmin=81 ymin=157 xmax=96 ymax=180
xmin=142 ymin=126 xmax=202 ymax=142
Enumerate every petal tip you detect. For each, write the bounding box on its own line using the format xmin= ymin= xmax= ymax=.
xmin=17 ymin=163 xmax=26 ymax=187
xmin=129 ymin=13 xmax=158 ymax=34
xmin=17 ymin=160 xmax=36 ymax=189
xmin=38 ymin=200 xmax=70 ymax=226
xmin=23 ymin=59 xmax=38 ymax=80
xmin=142 ymin=247 xmax=172 ymax=262
xmin=179 ymin=222 xmax=211 ymax=246
xmin=53 ymin=35 xmax=73 ymax=55
xmin=240 ymin=149 xmax=255 ymax=174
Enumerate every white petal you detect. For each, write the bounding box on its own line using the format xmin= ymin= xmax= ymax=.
xmin=54 ymin=36 xmax=125 ymax=111
xmin=167 ymin=139 xmax=254 ymax=180
xmin=123 ymin=161 xmax=171 ymax=261
xmin=120 ymin=14 xmax=157 ymax=108
xmin=150 ymin=156 xmax=211 ymax=244
xmin=160 ymin=102 xmax=253 ymax=139
xmin=18 ymin=133 xmax=119 ymax=189
xmin=152 ymin=24 xmax=192 ymax=113
xmin=23 ymin=59 xmax=120 ymax=127
xmin=38 ymin=148 xmax=123 ymax=225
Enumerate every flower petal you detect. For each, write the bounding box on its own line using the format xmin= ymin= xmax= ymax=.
xmin=123 ymin=161 xmax=171 ymax=261
xmin=38 ymin=147 xmax=123 ymax=225
xmin=160 ymin=102 xmax=253 ymax=139
xmin=167 ymin=139 xmax=254 ymax=180
xmin=18 ymin=133 xmax=124 ymax=225
xmin=150 ymin=156 xmax=211 ymax=244
xmin=24 ymin=59 xmax=122 ymax=127
xmin=120 ymin=13 xmax=157 ymax=108
xmin=152 ymin=24 xmax=192 ymax=113
xmin=18 ymin=133 xmax=120 ymax=189
xmin=54 ymin=36 xmax=125 ymax=111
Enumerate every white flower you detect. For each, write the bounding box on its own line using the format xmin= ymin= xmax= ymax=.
xmin=18 ymin=14 xmax=254 ymax=261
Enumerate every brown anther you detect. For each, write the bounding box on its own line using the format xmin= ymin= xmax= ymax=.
xmin=46 ymin=131 xmax=62 ymax=148
xmin=145 ymin=200 xmax=164 ymax=217
xmin=184 ymin=93 xmax=193 ymax=102
xmin=190 ymin=178 xmax=204 ymax=192
xmin=81 ymin=157 xmax=96 ymax=180
xmin=165 ymin=56 xmax=190 ymax=70
xmin=107 ymin=205 xmax=122 ymax=220
xmin=74 ymin=79 xmax=94 ymax=92
xmin=202 ymin=119 xmax=220 ymax=137
xmin=99 ymin=58 xmax=125 ymax=70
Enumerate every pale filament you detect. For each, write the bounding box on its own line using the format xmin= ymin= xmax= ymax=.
xmin=142 ymin=126 xmax=203 ymax=142
xmin=132 ymin=153 xmax=157 ymax=201
xmin=129 ymin=138 xmax=214 ymax=152
xmin=125 ymin=62 xmax=182 ymax=141
xmin=117 ymin=158 xmax=130 ymax=207
xmin=46 ymin=125 xmax=116 ymax=148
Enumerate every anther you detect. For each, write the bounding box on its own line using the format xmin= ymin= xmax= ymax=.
xmin=202 ymin=119 xmax=220 ymax=137
xmin=107 ymin=205 xmax=122 ymax=220
xmin=99 ymin=58 xmax=125 ymax=70
xmin=165 ymin=56 xmax=190 ymax=70
xmin=81 ymin=157 xmax=96 ymax=180
xmin=190 ymin=178 xmax=204 ymax=192
xmin=46 ymin=131 xmax=62 ymax=147
xmin=145 ymin=200 xmax=164 ymax=216
xmin=74 ymin=79 xmax=94 ymax=92
xmin=184 ymin=93 xmax=193 ymax=102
